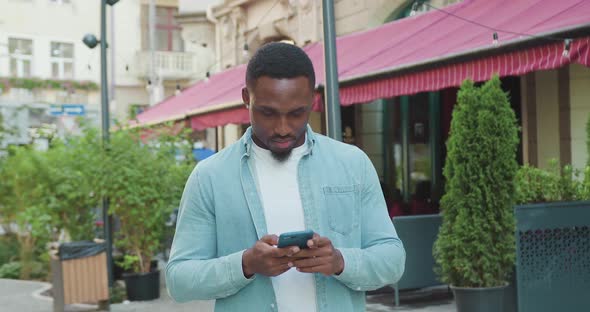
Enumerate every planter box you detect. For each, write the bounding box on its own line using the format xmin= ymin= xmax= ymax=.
xmin=515 ymin=201 xmax=590 ymax=312
xmin=123 ymin=270 xmax=160 ymax=301
xmin=391 ymin=214 xmax=444 ymax=306
xmin=113 ymin=257 xmax=157 ymax=281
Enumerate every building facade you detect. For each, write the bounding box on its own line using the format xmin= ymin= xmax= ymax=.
xmin=200 ymin=0 xmax=457 ymax=71
xmin=0 ymin=0 xmax=201 ymax=148
xmin=0 ymin=0 xmax=102 ymax=147
xmin=175 ymin=0 xmax=461 ymax=149
xmin=159 ymin=0 xmax=590 ymax=217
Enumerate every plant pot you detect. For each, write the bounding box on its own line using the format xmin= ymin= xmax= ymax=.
xmin=451 ymin=284 xmax=508 ymax=312
xmin=122 ymin=270 xmax=160 ymax=301
xmin=113 ymin=257 xmax=158 ymax=281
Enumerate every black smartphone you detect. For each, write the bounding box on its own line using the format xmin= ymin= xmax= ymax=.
xmin=277 ymin=230 xmax=314 ymax=249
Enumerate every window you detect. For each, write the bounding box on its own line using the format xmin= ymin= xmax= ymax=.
xmin=141 ymin=6 xmax=183 ymax=52
xmin=382 ymin=92 xmax=445 ymax=216
xmin=385 ymin=0 xmax=431 ymax=22
xmin=50 ymin=42 xmax=74 ymax=79
xmin=8 ymin=38 xmax=33 ymax=78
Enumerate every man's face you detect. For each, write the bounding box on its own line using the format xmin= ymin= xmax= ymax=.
xmin=242 ymin=76 xmax=313 ymax=161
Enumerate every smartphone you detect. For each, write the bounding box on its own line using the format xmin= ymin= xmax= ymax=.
xmin=277 ymin=230 xmax=314 ymax=249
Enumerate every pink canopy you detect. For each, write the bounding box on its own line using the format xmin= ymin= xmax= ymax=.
xmin=135 ymin=0 xmax=590 ymax=129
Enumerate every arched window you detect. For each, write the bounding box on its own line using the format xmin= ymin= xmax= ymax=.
xmin=384 ymin=0 xmax=431 ymax=23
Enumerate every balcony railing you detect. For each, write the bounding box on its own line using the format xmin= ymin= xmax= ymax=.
xmin=135 ymin=51 xmax=199 ymax=80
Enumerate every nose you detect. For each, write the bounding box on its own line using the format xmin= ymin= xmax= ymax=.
xmin=275 ymin=116 xmax=290 ymax=137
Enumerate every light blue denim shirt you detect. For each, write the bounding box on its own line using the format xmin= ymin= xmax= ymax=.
xmin=166 ymin=126 xmax=405 ymax=312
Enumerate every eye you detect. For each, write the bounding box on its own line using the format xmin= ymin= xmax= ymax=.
xmin=261 ymin=109 xmax=274 ymax=117
xmin=289 ymin=109 xmax=305 ymax=117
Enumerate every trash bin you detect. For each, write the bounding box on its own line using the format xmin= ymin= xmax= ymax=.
xmin=50 ymin=241 xmax=109 ymax=311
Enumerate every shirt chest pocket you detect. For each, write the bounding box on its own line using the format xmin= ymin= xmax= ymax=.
xmin=322 ymin=185 xmax=360 ymax=236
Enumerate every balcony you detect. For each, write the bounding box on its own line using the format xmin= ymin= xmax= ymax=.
xmin=135 ymin=51 xmax=200 ymax=80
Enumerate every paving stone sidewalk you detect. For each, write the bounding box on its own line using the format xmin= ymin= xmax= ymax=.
xmin=0 ymin=278 xmax=455 ymax=312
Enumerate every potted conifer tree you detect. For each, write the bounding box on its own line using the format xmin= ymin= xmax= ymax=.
xmin=433 ymin=76 xmax=519 ymax=312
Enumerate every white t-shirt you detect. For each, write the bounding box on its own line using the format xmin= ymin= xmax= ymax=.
xmin=251 ymin=138 xmax=317 ymax=312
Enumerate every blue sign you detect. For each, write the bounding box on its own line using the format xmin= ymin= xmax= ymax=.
xmin=49 ymin=104 xmax=86 ymax=116
xmin=193 ymin=148 xmax=216 ymax=161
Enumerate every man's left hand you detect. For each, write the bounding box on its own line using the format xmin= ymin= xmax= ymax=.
xmin=289 ymin=233 xmax=344 ymax=276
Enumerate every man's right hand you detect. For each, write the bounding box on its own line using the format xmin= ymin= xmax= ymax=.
xmin=242 ymin=234 xmax=300 ymax=278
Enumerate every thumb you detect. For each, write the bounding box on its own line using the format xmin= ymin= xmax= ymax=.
xmin=260 ymin=234 xmax=279 ymax=246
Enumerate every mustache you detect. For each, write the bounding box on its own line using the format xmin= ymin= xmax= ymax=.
xmin=270 ymin=136 xmax=296 ymax=141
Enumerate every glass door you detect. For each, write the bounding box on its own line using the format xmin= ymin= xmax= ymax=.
xmin=384 ymin=92 xmax=442 ymax=216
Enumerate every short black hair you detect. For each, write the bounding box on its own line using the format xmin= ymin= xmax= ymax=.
xmin=245 ymin=42 xmax=316 ymax=90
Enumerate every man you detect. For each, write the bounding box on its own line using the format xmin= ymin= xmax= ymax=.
xmin=166 ymin=42 xmax=405 ymax=312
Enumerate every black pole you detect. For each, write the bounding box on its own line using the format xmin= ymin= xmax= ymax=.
xmin=100 ymin=0 xmax=114 ymax=292
xmin=321 ymin=0 xmax=342 ymax=141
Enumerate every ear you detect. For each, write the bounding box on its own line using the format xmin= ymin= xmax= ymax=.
xmin=242 ymin=88 xmax=250 ymax=108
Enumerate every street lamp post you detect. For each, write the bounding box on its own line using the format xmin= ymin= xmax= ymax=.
xmin=83 ymin=0 xmax=119 ymax=307
xmin=321 ymin=0 xmax=342 ymax=141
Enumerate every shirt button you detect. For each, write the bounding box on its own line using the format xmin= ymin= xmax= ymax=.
xmin=356 ymin=287 xmax=361 ymax=291
xmin=271 ymin=303 xmax=275 ymax=308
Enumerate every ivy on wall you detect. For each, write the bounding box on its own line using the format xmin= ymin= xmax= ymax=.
xmin=0 ymin=77 xmax=99 ymax=93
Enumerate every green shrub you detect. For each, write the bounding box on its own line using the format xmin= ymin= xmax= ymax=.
xmin=29 ymin=261 xmax=49 ymax=280
xmin=514 ymin=165 xmax=554 ymax=204
xmin=100 ymin=127 xmax=194 ymax=273
xmin=0 ymin=234 xmax=20 ymax=266
xmin=434 ymin=76 xmax=519 ymax=288
xmin=587 ymin=113 xmax=590 ymax=165
xmin=43 ymin=127 xmax=102 ymax=241
xmin=584 ymin=113 xmax=590 ymax=197
xmin=0 ymin=262 xmax=21 ymax=279
xmin=116 ymin=255 xmax=140 ymax=273
xmin=111 ymin=282 xmax=127 ymax=304
xmin=1 ymin=121 xmax=194 ymax=279
xmin=0 ymin=261 xmax=47 ymax=280
xmin=0 ymin=147 xmax=55 ymax=279
xmin=515 ymin=159 xmax=584 ymax=205
xmin=0 ymin=234 xmax=48 ymax=281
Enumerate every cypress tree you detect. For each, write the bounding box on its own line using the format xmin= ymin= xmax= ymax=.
xmin=434 ymin=76 xmax=519 ymax=287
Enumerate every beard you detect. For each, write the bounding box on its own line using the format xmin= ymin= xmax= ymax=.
xmin=251 ymin=125 xmax=307 ymax=163
xmin=270 ymin=149 xmax=292 ymax=162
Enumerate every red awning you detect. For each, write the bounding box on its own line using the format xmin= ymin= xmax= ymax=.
xmin=135 ymin=0 xmax=590 ymax=129
xmin=338 ymin=38 xmax=590 ymax=106
xmin=331 ymin=0 xmax=590 ymax=106
xmin=134 ymin=64 xmax=247 ymax=127
xmin=189 ymin=107 xmax=249 ymax=131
